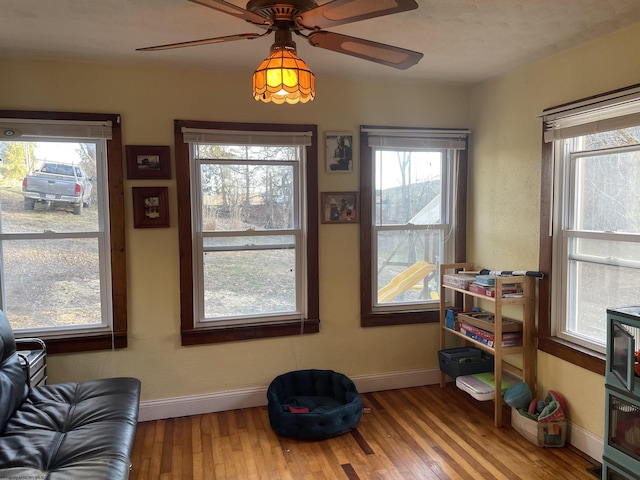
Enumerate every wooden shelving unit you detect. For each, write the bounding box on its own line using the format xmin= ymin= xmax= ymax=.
xmin=439 ymin=262 xmax=536 ymax=427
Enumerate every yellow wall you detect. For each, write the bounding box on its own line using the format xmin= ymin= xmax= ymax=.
xmin=0 ymin=58 xmax=470 ymax=399
xmin=3 ymin=19 xmax=640 ymax=444
xmin=469 ymin=22 xmax=640 ymax=439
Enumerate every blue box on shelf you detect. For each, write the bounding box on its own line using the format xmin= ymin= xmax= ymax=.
xmin=445 ymin=309 xmax=456 ymax=330
xmin=438 ymin=347 xmax=494 ymax=379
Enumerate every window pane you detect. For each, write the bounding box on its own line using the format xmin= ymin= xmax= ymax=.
xmin=3 ymin=238 xmax=102 ymax=329
xmin=574 ymin=150 xmax=640 ymax=233
xmin=573 ymin=237 xmax=640 ymax=264
xmin=376 ymin=229 xmax=441 ymax=305
xmin=0 ymin=141 xmax=99 ymax=233
xmin=574 ymin=126 xmax=640 ymax=152
xmin=375 ymin=150 xmax=442 ymax=225
xmin=200 ymin=163 xmax=294 ymax=231
xmin=204 ymin=235 xmax=294 ymax=249
xmin=203 ymin=248 xmax=296 ymax=318
xmin=567 ymin=237 xmax=640 ymax=345
xmin=196 ymin=144 xmax=298 ymax=161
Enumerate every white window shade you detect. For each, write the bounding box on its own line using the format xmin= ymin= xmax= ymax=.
xmin=542 ymin=86 xmax=640 ymax=142
xmin=0 ymin=119 xmax=112 ymax=140
xmin=182 ymin=128 xmax=312 ymax=146
xmin=362 ymin=127 xmax=469 ymax=150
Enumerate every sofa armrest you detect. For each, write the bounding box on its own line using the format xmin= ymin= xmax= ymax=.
xmin=15 ymin=337 xmax=46 ymax=353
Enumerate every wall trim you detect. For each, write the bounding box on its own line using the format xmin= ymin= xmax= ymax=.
xmin=567 ymin=420 xmax=603 ymax=463
xmin=138 ymin=368 xmax=440 ymax=422
xmin=137 ymin=367 xmax=601 ymax=462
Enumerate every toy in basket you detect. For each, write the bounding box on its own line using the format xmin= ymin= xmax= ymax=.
xmin=506 ymin=384 xmax=567 ymax=448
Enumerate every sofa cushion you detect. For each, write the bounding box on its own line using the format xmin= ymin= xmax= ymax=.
xmin=0 ymin=377 xmax=141 ymax=480
xmin=0 ymin=311 xmax=29 ymax=433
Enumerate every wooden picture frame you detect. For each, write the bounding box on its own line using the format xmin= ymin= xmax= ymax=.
xmin=132 ymin=186 xmax=170 ymax=228
xmin=325 ymin=132 xmax=354 ymax=173
xmin=126 ymin=145 xmax=171 ymax=179
xmin=320 ymin=191 xmax=359 ymax=224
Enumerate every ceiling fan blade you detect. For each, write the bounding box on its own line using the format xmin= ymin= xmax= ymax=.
xmin=297 ymin=0 xmax=418 ymax=30
xmin=137 ymin=33 xmax=263 ymax=52
xmin=188 ymin=0 xmax=271 ymax=26
xmin=307 ymin=31 xmax=422 ymax=70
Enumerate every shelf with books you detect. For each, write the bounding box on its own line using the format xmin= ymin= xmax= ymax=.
xmin=439 ymin=262 xmax=537 ymax=428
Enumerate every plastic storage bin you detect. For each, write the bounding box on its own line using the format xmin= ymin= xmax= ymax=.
xmin=456 ymin=371 xmax=518 ymax=401
xmin=438 ymin=347 xmax=493 ymax=379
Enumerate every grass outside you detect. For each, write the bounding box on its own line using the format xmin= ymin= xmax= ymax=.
xmin=2 ymin=183 xmax=300 ymax=327
xmin=0 ymin=184 xmax=100 ymax=329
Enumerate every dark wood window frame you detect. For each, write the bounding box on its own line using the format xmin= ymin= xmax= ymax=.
xmin=538 ymin=138 xmax=605 ymax=376
xmin=174 ymin=120 xmax=319 ymax=345
xmin=0 ymin=110 xmax=128 ymax=354
xmin=359 ymin=127 xmax=468 ymax=327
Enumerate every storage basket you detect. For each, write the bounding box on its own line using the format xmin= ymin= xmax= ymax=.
xmin=438 ymin=347 xmax=493 ymax=379
xmin=511 ymin=407 xmax=566 ymax=447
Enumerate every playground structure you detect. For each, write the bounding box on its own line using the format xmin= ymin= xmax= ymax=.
xmin=375 ymin=190 xmax=442 ymax=303
xmin=377 ymin=261 xmax=437 ymax=303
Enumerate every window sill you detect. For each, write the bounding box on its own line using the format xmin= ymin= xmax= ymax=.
xmin=361 ymin=310 xmax=439 ymax=327
xmin=181 ymin=318 xmax=320 ymax=345
xmin=537 ymin=334 xmax=605 ymax=376
xmin=18 ymin=333 xmax=129 ymax=354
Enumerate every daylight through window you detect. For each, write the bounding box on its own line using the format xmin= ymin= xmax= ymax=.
xmin=360 ymin=126 xmax=468 ymax=326
xmin=176 ymin=123 xmax=319 ymax=343
xmin=0 ymin=117 xmax=116 ymax=341
xmin=545 ymin=90 xmax=640 ymax=353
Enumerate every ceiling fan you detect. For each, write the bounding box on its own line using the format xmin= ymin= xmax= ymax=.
xmin=138 ymin=0 xmax=423 ymax=103
xmin=138 ymin=0 xmax=423 ymax=69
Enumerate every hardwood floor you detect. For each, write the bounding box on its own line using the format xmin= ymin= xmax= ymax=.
xmin=129 ymin=383 xmax=601 ymax=479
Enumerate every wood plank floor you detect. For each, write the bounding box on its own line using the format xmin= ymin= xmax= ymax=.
xmin=129 ymin=383 xmax=601 ymax=480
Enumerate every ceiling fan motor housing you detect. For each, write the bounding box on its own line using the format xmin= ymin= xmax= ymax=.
xmin=246 ymin=0 xmax=318 ymax=26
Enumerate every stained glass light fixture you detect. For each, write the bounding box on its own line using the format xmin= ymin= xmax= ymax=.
xmin=252 ymin=28 xmax=315 ymax=105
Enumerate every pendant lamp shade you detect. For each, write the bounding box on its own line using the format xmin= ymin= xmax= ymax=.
xmin=253 ymin=45 xmax=316 ymax=104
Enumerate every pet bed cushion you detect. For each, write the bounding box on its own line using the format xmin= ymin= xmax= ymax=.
xmin=267 ymin=369 xmax=363 ymax=440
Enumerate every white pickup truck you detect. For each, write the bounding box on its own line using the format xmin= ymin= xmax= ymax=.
xmin=21 ymin=162 xmax=94 ymax=215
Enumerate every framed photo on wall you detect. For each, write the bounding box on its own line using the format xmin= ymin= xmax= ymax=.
xmin=320 ymin=191 xmax=359 ymax=224
xmin=126 ymin=145 xmax=171 ymax=179
xmin=325 ymin=132 xmax=353 ymax=173
xmin=132 ymin=186 xmax=170 ymax=228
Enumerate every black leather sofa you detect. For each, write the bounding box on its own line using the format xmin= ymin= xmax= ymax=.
xmin=0 ymin=310 xmax=141 ymax=479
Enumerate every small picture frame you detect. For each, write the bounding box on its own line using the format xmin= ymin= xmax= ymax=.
xmin=321 ymin=192 xmax=359 ymax=224
xmin=325 ymin=132 xmax=353 ymax=173
xmin=132 ymin=187 xmax=170 ymax=228
xmin=126 ymin=145 xmax=171 ymax=179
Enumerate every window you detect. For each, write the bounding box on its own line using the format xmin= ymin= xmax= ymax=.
xmin=539 ymin=85 xmax=640 ymax=369
xmin=175 ymin=120 xmax=319 ymax=345
xmin=0 ymin=111 xmax=127 ymax=353
xmin=359 ymin=126 xmax=469 ymax=326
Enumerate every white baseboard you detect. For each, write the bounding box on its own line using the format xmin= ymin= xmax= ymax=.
xmin=567 ymin=420 xmax=603 ymax=463
xmin=137 ymin=367 xmax=602 ymax=463
xmin=138 ymin=386 xmax=268 ymax=422
xmin=138 ymin=368 xmax=440 ymax=422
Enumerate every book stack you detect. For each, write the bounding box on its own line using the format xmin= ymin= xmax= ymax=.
xmin=468 ymin=280 xmax=523 ymax=298
xmin=459 ymin=322 xmax=523 ymax=347
xmin=457 ymin=311 xmax=523 ymax=347
xmin=442 ymin=272 xmax=477 ymax=290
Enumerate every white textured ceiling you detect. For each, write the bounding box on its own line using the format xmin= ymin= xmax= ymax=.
xmin=1 ymin=0 xmax=640 ymax=84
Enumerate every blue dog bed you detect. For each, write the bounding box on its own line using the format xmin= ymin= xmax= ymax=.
xmin=267 ymin=369 xmax=363 ymax=440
